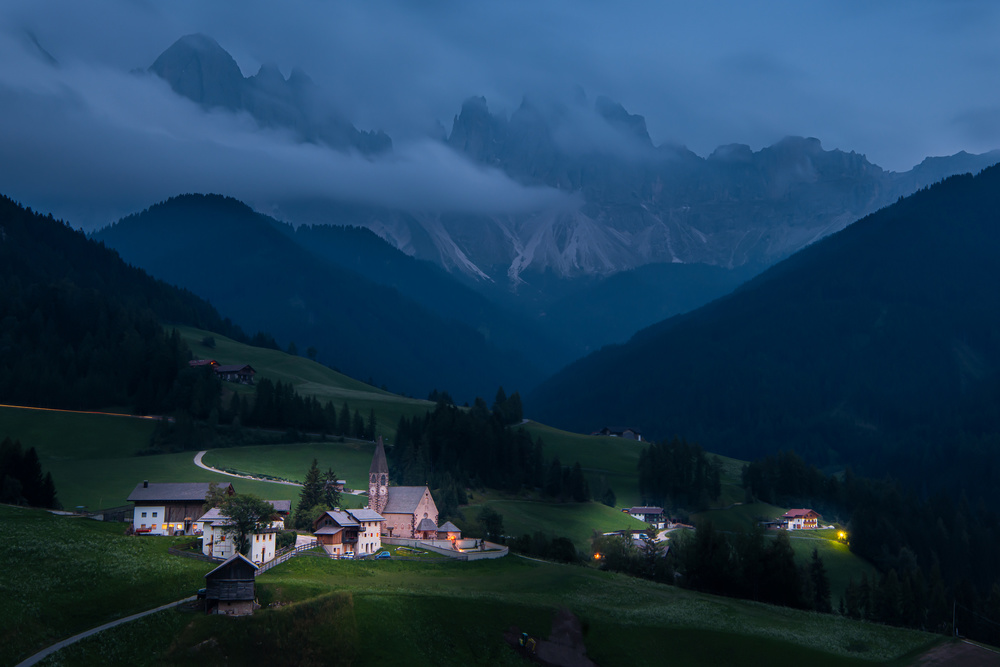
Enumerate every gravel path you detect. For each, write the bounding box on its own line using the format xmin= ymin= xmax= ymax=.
xmin=14 ymin=596 xmax=195 ymax=667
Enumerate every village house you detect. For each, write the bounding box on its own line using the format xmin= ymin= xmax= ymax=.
xmin=188 ymin=359 xmax=218 ymax=369
xmin=203 ymin=553 xmax=258 ymax=616
xmin=782 ymin=508 xmax=820 ymax=530
xmin=625 ymin=506 xmax=666 ymax=528
xmin=214 ymin=363 xmax=256 ymax=385
xmin=313 ymin=507 xmax=385 ymax=557
xmin=127 ymin=481 xmax=233 ymax=536
xmin=198 ymin=499 xmax=288 ymax=564
xmin=367 ymin=437 xmax=440 ymax=539
xmin=591 ymin=426 xmax=643 ymax=441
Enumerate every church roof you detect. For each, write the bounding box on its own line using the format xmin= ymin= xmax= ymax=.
xmin=416 ymin=518 xmax=438 ymax=532
xmin=383 ymin=486 xmax=429 ymax=515
xmin=369 ymin=436 xmax=388 ymax=475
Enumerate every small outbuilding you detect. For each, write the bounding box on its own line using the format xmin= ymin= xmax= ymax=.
xmin=204 ymin=553 xmax=258 ymax=616
xmin=437 ymin=521 xmax=462 ymax=541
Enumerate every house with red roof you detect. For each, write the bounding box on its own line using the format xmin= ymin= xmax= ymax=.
xmin=782 ymin=508 xmax=820 ymax=530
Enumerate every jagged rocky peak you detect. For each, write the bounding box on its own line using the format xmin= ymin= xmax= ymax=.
xmin=149 ymin=34 xmax=244 ymax=110
xmin=594 ymin=96 xmax=653 ymax=147
xmin=709 ymin=143 xmax=754 ymax=163
xmin=448 ymin=96 xmax=507 ymax=162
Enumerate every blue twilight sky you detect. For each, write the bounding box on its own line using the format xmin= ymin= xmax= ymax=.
xmin=1 ymin=0 xmax=998 ymax=226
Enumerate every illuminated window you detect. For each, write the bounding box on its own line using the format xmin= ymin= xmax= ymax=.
xmin=152 ymin=524 xmax=157 ymax=530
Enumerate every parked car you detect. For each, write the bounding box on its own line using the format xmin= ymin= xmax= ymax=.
xmin=375 ymin=550 xmax=391 ymax=559
xmin=343 ymin=551 xmax=355 ymax=560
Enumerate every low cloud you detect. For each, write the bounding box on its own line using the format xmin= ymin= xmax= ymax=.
xmin=0 ymin=30 xmax=575 ymax=228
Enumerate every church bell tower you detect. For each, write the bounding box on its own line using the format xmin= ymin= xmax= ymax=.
xmin=368 ymin=436 xmax=389 ymax=515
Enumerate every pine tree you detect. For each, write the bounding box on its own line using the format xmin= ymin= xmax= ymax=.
xmin=810 ymin=548 xmax=833 ymax=613
xmin=366 ymin=409 xmax=376 ymax=441
xmin=322 ymin=468 xmax=341 ymax=509
xmin=295 ymin=459 xmax=323 ymax=528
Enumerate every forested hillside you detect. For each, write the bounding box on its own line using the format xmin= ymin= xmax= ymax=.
xmin=531 ymin=166 xmax=1000 ymax=498
xmin=96 ymin=194 xmax=544 ymax=401
xmin=0 ymin=194 xmax=245 ymax=412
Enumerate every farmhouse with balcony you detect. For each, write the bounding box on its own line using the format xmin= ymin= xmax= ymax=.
xmin=128 ymin=481 xmax=233 ymax=536
xmin=625 ymin=506 xmax=666 ymax=528
xmin=782 ymin=508 xmax=820 ymax=530
xmin=313 ymin=507 xmax=385 ymax=557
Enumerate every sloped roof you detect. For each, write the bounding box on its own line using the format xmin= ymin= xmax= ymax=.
xmin=783 ymin=509 xmax=818 ymax=518
xmin=267 ymin=500 xmax=291 ymax=514
xmin=314 ymin=526 xmax=343 ymax=536
xmin=347 ymin=508 xmax=385 ymax=522
xmin=383 ymin=486 xmax=429 ymax=515
xmin=128 ymin=482 xmax=231 ymax=503
xmin=370 ymin=436 xmax=388 ymax=475
xmin=416 ymin=518 xmax=438 ymax=532
xmin=205 ymin=552 xmax=258 ymax=579
xmin=322 ymin=510 xmax=359 ymax=527
xmin=215 ymin=364 xmax=255 ymax=374
xmin=629 ymin=506 xmax=664 ymax=514
xmin=438 ymin=521 xmax=461 ymax=533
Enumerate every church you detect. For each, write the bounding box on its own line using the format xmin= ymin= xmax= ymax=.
xmin=368 ymin=437 xmax=440 ymax=539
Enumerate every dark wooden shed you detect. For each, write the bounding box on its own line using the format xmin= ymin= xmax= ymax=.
xmin=204 ymin=553 xmax=259 ymax=616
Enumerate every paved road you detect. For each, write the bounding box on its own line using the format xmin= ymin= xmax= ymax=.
xmin=14 ymin=596 xmax=195 ymax=667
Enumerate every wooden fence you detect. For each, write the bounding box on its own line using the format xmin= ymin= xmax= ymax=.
xmin=256 ymin=539 xmax=320 ymax=575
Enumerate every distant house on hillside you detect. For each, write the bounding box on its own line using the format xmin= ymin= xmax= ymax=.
xmin=199 ymin=499 xmax=289 ymax=564
xmin=203 ymin=553 xmax=258 ymax=616
xmin=188 ymin=359 xmax=218 ymax=368
xmin=782 ymin=508 xmax=820 ymax=530
xmin=127 ymin=481 xmax=233 ymax=536
xmin=214 ymin=364 xmax=256 ymax=385
xmin=624 ymin=506 xmax=666 ymax=528
xmin=591 ymin=426 xmax=643 ymax=441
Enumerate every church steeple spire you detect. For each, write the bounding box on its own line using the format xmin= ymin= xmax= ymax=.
xmin=368 ymin=436 xmax=389 ymax=515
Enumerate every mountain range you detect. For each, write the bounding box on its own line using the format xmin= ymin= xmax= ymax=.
xmin=149 ymin=34 xmax=1000 ymax=293
xmin=529 ymin=164 xmax=1000 ymax=493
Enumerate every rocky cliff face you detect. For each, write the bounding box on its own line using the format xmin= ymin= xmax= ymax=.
xmin=147 ymin=36 xmax=1000 ymax=287
xmin=149 ymin=34 xmax=391 ymax=154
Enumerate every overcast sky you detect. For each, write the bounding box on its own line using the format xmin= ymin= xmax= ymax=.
xmin=1 ymin=0 xmax=998 ymax=227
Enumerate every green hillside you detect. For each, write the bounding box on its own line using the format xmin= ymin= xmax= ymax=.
xmin=174 ymin=325 xmax=433 ymax=440
xmin=25 ymin=535 xmax=941 ymax=667
xmin=202 ymin=441 xmax=376 ymax=492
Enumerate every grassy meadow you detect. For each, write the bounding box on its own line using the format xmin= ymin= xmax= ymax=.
xmin=201 ymin=441 xmax=377 ymax=492
xmin=31 ymin=548 xmax=942 ymax=666
xmin=459 ymin=494 xmax=653 ymax=551
xmin=173 ymin=326 xmax=434 ymax=440
xmin=0 ymin=505 xmax=207 ymax=667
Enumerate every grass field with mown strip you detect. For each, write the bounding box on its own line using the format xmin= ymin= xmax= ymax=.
xmin=173 ymin=326 xmax=434 ymax=440
xmin=46 ymin=449 xmax=324 ymax=511
xmin=458 ymin=495 xmax=649 ymax=551
xmin=0 ymin=404 xmax=156 ymax=460
xmin=0 ymin=505 xmax=208 ymax=667
xmin=201 ymin=441 xmax=377 ymax=492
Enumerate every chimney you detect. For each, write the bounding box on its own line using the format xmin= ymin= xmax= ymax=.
xmin=143 ymin=480 xmax=148 ymax=488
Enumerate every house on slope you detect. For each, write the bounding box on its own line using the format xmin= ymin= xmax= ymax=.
xmin=782 ymin=508 xmax=820 ymax=530
xmin=198 ymin=499 xmax=287 ymax=564
xmin=624 ymin=506 xmax=666 ymax=529
xmin=367 ymin=436 xmax=439 ymax=539
xmin=214 ymin=364 xmax=256 ymax=385
xmin=313 ymin=507 xmax=385 ymax=557
xmin=203 ymin=553 xmax=258 ymax=616
xmin=591 ymin=426 xmax=643 ymax=441
xmin=127 ymin=481 xmax=233 ymax=536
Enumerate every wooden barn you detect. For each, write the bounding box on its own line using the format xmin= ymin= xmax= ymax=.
xmin=204 ymin=553 xmax=259 ymax=616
